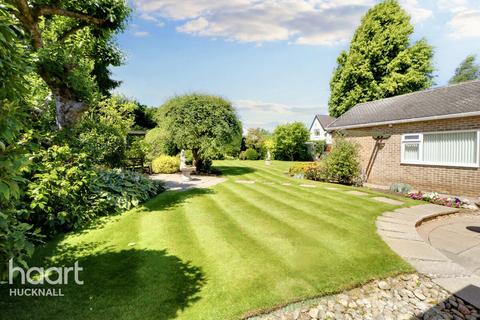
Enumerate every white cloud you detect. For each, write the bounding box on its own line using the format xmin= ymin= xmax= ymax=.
xmin=437 ymin=0 xmax=469 ymax=13
xmin=448 ymin=10 xmax=480 ymax=38
xmin=133 ymin=31 xmax=150 ymax=37
xmin=138 ymin=12 xmax=165 ymax=27
xmin=133 ymin=0 xmax=437 ymax=45
xmin=400 ymin=0 xmax=433 ymax=23
xmin=134 ymin=0 xmax=375 ymax=45
xmin=233 ymin=99 xmax=325 ymax=130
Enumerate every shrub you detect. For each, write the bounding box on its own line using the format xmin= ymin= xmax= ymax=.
xmin=24 ymin=146 xmax=163 ymax=236
xmin=324 ymin=139 xmax=360 ymax=185
xmin=144 ymin=127 xmax=179 ymax=160
xmin=152 ymin=155 xmax=180 ymax=174
xmin=244 ymin=148 xmax=259 ymax=160
xmin=67 ymin=96 xmax=136 ymax=167
xmin=0 ymin=211 xmax=37 ymax=281
xmin=304 ymin=162 xmax=327 ymax=181
xmin=288 ymin=163 xmax=310 ymax=176
xmin=390 ymin=183 xmax=412 ymax=194
xmin=309 ymin=140 xmax=327 ymax=159
xmin=25 ymin=146 xmax=98 ymax=235
xmin=89 ymin=169 xmax=162 ymax=213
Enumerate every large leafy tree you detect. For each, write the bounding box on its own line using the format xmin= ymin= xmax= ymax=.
xmin=272 ymin=122 xmax=310 ymax=161
xmin=159 ymin=94 xmax=242 ymax=172
xmin=6 ymin=0 xmax=130 ymax=128
xmin=328 ymin=0 xmax=434 ymax=117
xmin=449 ymin=55 xmax=480 ymax=84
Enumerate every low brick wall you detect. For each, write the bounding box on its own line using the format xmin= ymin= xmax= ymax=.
xmin=342 ymin=116 xmax=480 ymax=197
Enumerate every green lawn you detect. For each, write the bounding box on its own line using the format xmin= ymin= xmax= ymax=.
xmin=1 ymin=160 xmax=416 ymax=320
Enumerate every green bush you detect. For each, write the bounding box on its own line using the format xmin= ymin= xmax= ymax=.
xmin=324 ymin=139 xmax=360 ymax=185
xmin=272 ymin=122 xmax=310 ymax=161
xmin=25 ymin=146 xmax=97 ymax=235
xmin=0 ymin=211 xmax=37 ymax=280
xmin=309 ymin=140 xmax=327 ymax=159
xmin=243 ymin=148 xmax=259 ymax=160
xmin=288 ymin=162 xmax=326 ymax=181
xmin=24 ymin=146 xmax=162 ymax=236
xmin=152 ymin=155 xmax=180 ymax=174
xmin=144 ymin=127 xmax=179 ymax=160
xmin=67 ymin=96 xmax=136 ymax=167
xmin=288 ymin=163 xmax=310 ymax=176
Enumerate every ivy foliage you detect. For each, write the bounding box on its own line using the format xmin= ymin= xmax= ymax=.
xmin=328 ymin=0 xmax=434 ymax=117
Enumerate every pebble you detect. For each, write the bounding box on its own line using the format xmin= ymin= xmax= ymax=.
xmin=249 ymin=273 xmax=480 ymax=320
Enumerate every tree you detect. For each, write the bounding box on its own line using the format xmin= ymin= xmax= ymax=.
xmin=449 ymin=55 xmax=480 ymax=84
xmin=245 ymin=128 xmax=270 ymax=158
xmin=159 ymin=94 xmax=242 ymax=172
xmin=272 ymin=122 xmax=310 ymax=161
xmin=6 ymin=0 xmax=130 ymax=128
xmin=328 ymin=0 xmax=434 ymax=117
xmin=67 ymin=95 xmax=136 ymax=167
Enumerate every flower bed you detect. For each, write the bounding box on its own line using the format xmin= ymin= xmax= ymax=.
xmin=407 ymin=191 xmax=468 ymax=209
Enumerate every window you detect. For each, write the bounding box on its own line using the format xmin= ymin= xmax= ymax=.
xmin=314 ymin=129 xmax=321 ymax=136
xmin=401 ymin=130 xmax=479 ymax=167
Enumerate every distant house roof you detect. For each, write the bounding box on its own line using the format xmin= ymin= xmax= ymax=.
xmin=328 ymin=80 xmax=480 ymax=130
xmin=310 ymin=114 xmax=336 ymax=130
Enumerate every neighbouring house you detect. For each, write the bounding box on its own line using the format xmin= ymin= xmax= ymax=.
xmin=327 ymin=80 xmax=480 ymax=197
xmin=309 ymin=114 xmax=336 ymax=144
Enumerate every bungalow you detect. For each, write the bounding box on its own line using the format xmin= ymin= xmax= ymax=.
xmin=309 ymin=114 xmax=336 ymax=144
xmin=327 ymin=80 xmax=480 ymax=197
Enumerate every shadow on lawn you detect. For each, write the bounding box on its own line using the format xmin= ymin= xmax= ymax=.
xmin=1 ymin=245 xmax=206 ymax=320
xmin=214 ymin=165 xmax=256 ymax=176
xmin=143 ymin=187 xmax=215 ymax=212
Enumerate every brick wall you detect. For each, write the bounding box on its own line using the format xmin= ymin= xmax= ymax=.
xmin=341 ymin=116 xmax=480 ymax=197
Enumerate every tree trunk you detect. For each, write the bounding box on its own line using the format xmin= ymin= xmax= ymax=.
xmin=191 ymin=149 xmax=203 ymax=173
xmin=54 ymin=94 xmax=88 ymax=129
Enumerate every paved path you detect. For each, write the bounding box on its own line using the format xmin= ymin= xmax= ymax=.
xmin=376 ymin=204 xmax=480 ymax=309
xmin=149 ymin=173 xmax=225 ymax=191
xmin=418 ymin=214 xmax=480 ymax=278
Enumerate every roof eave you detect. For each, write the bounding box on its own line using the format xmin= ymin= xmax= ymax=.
xmin=327 ymin=111 xmax=480 ymax=131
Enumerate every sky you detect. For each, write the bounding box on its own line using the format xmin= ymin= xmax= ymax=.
xmin=112 ymin=0 xmax=480 ymax=131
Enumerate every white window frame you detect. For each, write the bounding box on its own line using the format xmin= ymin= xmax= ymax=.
xmin=401 ymin=129 xmax=480 ymax=168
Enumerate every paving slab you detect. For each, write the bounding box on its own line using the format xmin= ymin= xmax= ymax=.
xmin=281 ymin=183 xmax=292 ymax=186
xmin=150 ymin=173 xmax=225 ymax=191
xmin=377 ymin=216 xmax=412 ymax=225
xmin=325 ymin=187 xmax=338 ymax=190
xmin=382 ymin=212 xmax=419 ymax=222
xmin=407 ymin=259 xmax=472 ymax=277
xmin=299 ymin=184 xmax=315 ymax=188
xmin=372 ymin=196 xmax=405 ymax=205
xmin=429 ymin=230 xmax=480 ymax=254
xmin=376 ymin=221 xmax=416 ymax=233
xmin=235 ymin=180 xmax=256 ymax=184
xmin=378 ymin=230 xmax=424 ymax=241
xmin=385 ymin=238 xmax=449 ymax=261
xmin=433 ymin=276 xmax=480 ymax=309
xmin=345 ymin=190 xmax=368 ymax=196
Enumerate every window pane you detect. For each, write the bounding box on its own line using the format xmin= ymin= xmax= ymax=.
xmin=404 ymin=134 xmax=420 ymax=141
xmin=423 ymin=131 xmax=477 ymax=165
xmin=404 ymin=143 xmax=420 ymax=161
